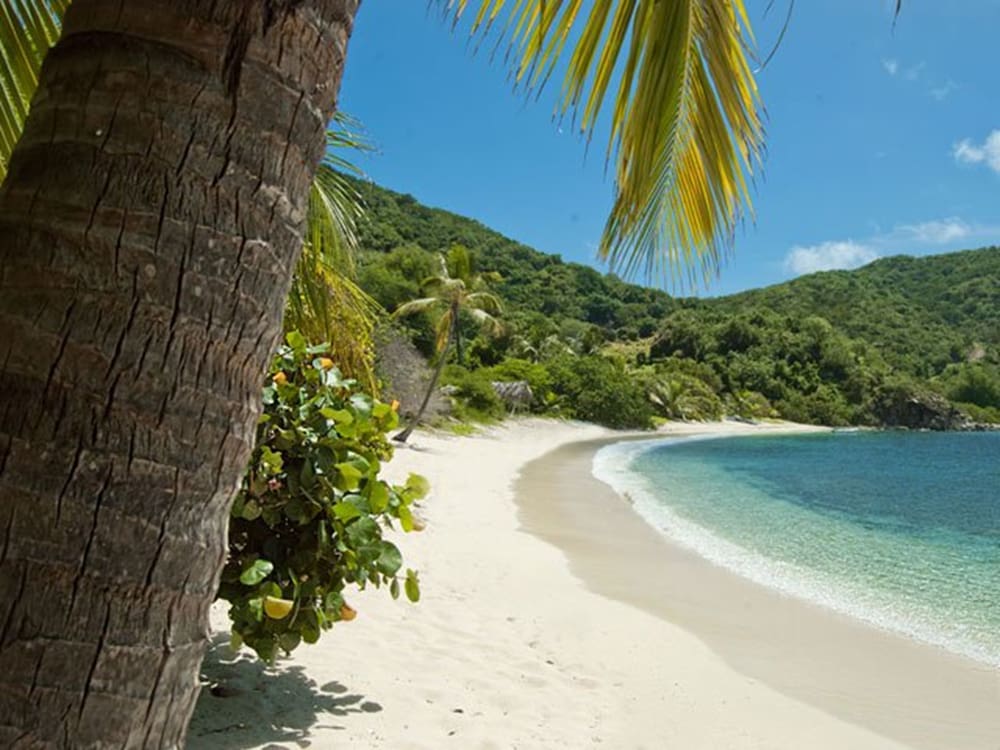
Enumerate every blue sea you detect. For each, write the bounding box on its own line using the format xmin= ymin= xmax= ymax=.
xmin=592 ymin=430 xmax=1000 ymax=666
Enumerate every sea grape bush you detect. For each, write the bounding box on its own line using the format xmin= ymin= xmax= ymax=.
xmin=218 ymin=332 xmax=428 ymax=662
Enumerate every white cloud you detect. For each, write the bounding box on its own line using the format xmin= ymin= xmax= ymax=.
xmin=894 ymin=218 xmax=972 ymax=244
xmin=953 ymin=130 xmax=1000 ymax=174
xmin=784 ymin=241 xmax=880 ymax=276
xmin=930 ymin=80 xmax=958 ymax=101
xmin=903 ymin=61 xmax=926 ymax=81
xmin=882 ymin=58 xmax=899 ymax=76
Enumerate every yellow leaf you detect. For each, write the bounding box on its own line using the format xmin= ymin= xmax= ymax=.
xmin=263 ymin=596 xmax=294 ymax=620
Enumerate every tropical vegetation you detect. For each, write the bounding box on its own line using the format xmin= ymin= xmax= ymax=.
xmin=354 ymin=178 xmax=1000 ymax=430
xmin=220 ymin=333 xmax=426 ymax=663
xmin=1 ymin=0 xmax=769 ymax=745
xmin=392 ymin=244 xmax=503 ymax=441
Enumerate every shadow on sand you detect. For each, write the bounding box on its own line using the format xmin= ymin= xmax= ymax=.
xmin=186 ymin=634 xmax=382 ymax=749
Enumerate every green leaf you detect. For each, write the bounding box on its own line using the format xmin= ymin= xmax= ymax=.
xmin=404 ymin=569 xmax=420 ymax=603
xmin=344 ymin=516 xmax=379 ymax=548
xmin=241 ymin=499 xmax=261 ymax=521
xmin=301 ymin=610 xmax=321 ymax=644
xmin=405 ymin=473 xmax=431 ymax=499
xmin=335 ymin=462 xmax=364 ymax=490
xmin=300 ymin=458 xmax=316 ymax=489
xmin=324 ymin=591 xmax=345 ymax=616
xmin=390 ymin=578 xmax=400 ymax=600
xmin=260 ymin=446 xmax=284 ymax=475
xmin=397 ymin=504 xmax=414 ymax=533
xmin=332 ymin=501 xmax=362 ymax=522
xmin=376 ymin=541 xmax=403 ymax=576
xmin=279 ymin=631 xmax=302 ymax=653
xmin=248 ymin=597 xmax=264 ymax=622
xmin=349 ymin=393 xmax=372 ymax=417
xmin=261 ymin=582 xmax=283 ymax=599
xmin=368 ymin=482 xmax=389 ymax=513
xmin=239 ymin=559 xmax=274 ymax=586
xmin=285 ymin=330 xmax=307 ymax=351
xmin=320 ymin=407 xmax=353 ymax=425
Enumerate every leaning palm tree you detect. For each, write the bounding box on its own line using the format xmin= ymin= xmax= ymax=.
xmin=393 ymin=246 xmax=503 ymax=442
xmin=0 ymin=1 xmax=769 ymax=744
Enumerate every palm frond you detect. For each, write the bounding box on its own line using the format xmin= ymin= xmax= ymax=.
xmin=0 ymin=0 xmax=68 ymax=182
xmin=468 ymin=307 xmax=504 ymax=337
xmin=288 ymin=112 xmax=382 ymax=389
xmin=285 ymin=253 xmax=381 ymax=392
xmin=466 ymin=290 xmax=504 ymax=315
xmin=434 ymin=310 xmax=454 ymax=354
xmin=421 ymin=274 xmax=465 ymax=297
xmin=449 ymin=0 xmax=763 ymax=287
xmin=393 ymin=297 xmax=443 ymax=317
xmin=445 ymin=243 xmax=475 ymax=283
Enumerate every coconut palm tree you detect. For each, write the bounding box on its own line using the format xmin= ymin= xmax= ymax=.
xmin=392 ymin=246 xmax=503 ymax=442
xmin=0 ymin=1 xmax=765 ymax=744
xmin=1 ymin=3 xmax=380 ymax=387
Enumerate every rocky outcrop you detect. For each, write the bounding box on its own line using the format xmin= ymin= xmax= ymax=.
xmin=492 ymin=381 xmax=534 ymax=412
xmin=873 ymin=387 xmax=974 ymax=431
xmin=376 ymin=326 xmax=450 ymax=418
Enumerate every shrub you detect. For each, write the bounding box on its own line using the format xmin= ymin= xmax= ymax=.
xmin=441 ymin=364 xmax=505 ymax=420
xmin=482 ymin=358 xmax=552 ymax=408
xmin=218 ymin=332 xmax=428 ymax=662
xmin=546 ymin=354 xmax=654 ymax=429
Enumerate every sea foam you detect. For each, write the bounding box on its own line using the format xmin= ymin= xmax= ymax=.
xmin=592 ymin=435 xmax=1000 ymax=667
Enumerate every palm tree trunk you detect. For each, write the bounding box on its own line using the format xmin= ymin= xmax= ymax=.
xmin=454 ymin=318 xmax=464 ymax=366
xmin=394 ymin=333 xmax=453 ymax=443
xmin=0 ymin=1 xmax=359 ymax=746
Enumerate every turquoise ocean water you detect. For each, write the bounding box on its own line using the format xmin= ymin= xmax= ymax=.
xmin=592 ymin=431 xmax=1000 ymax=666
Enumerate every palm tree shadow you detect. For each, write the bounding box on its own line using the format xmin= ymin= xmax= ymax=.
xmin=186 ymin=634 xmax=382 ymax=749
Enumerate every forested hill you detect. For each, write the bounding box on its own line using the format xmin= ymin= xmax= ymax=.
xmin=694 ymin=249 xmax=1000 ymax=377
xmin=351 ymin=175 xmax=1000 ymax=428
xmin=351 ymin=176 xmax=677 ymax=340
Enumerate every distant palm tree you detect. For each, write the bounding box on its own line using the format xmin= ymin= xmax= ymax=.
xmin=393 ymin=246 xmax=503 ymax=442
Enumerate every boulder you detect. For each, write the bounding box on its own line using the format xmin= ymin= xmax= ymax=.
xmin=873 ymin=387 xmax=973 ymax=431
xmin=491 ymin=381 xmax=534 ymax=412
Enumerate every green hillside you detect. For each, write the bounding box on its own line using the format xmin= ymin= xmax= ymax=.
xmin=696 ymin=250 xmax=1000 ymax=377
xmin=350 ymin=176 xmax=1000 ymax=429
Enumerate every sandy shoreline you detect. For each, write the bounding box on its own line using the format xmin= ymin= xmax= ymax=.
xmin=188 ymin=418 xmax=998 ymax=749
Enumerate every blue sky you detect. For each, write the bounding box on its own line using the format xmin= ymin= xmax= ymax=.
xmin=339 ymin=2 xmax=1000 ymax=296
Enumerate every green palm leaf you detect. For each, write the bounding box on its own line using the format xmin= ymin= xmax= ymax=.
xmin=286 ymin=112 xmax=382 ymax=390
xmin=0 ymin=0 xmax=68 ymax=180
xmin=394 ymin=297 xmax=444 ymax=317
xmin=450 ymin=0 xmax=764 ymax=286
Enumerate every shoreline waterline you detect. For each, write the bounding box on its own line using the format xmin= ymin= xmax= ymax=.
xmin=515 ymin=425 xmax=1000 ymax=750
xmin=593 ymin=432 xmax=1000 ymax=668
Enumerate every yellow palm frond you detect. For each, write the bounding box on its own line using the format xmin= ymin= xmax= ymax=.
xmin=393 ymin=297 xmax=443 ymax=317
xmin=468 ymin=307 xmax=504 ymax=337
xmin=0 ymin=0 xmax=68 ymax=182
xmin=287 ymin=112 xmax=381 ymax=390
xmin=434 ymin=310 xmax=455 ymax=354
xmin=449 ymin=0 xmax=763 ymax=287
xmin=285 ymin=249 xmax=382 ymax=392
xmin=466 ymin=290 xmax=503 ymax=316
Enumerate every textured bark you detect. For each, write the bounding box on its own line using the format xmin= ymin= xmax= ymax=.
xmin=0 ymin=1 xmax=359 ymax=746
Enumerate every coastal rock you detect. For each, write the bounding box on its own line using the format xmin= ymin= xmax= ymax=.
xmin=491 ymin=381 xmax=534 ymax=412
xmin=873 ymin=387 xmax=974 ymax=431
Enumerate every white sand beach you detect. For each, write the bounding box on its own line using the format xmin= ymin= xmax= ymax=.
xmin=189 ymin=418 xmax=998 ymax=749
